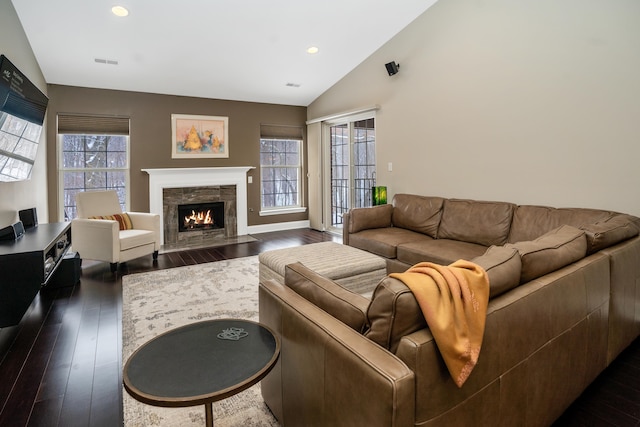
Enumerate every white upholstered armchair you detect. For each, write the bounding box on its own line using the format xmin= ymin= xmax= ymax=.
xmin=71 ymin=190 xmax=161 ymax=272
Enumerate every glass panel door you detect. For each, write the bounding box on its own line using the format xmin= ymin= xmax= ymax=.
xmin=330 ymin=124 xmax=349 ymax=228
xmin=327 ymin=118 xmax=375 ymax=231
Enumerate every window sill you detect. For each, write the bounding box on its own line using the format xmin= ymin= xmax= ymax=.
xmin=259 ymin=207 xmax=307 ymax=217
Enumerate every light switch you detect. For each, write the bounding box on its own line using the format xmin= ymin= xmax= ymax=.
xmin=248 ymin=176 xmax=253 ymax=183
xmin=388 ymin=162 xmax=393 ymax=172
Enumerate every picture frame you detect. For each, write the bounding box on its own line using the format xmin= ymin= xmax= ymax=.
xmin=171 ymin=114 xmax=229 ymax=158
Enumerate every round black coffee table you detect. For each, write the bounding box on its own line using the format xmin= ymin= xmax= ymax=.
xmin=123 ymin=319 xmax=280 ymax=427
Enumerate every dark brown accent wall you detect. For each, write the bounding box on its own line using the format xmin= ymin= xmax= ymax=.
xmin=45 ymin=85 xmax=308 ymax=227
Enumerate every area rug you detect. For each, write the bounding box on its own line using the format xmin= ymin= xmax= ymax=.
xmin=122 ymin=256 xmax=279 ymax=427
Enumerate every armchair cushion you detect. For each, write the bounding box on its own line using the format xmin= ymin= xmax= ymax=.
xmin=120 ymin=229 xmax=157 ymax=251
xmin=89 ymin=213 xmax=133 ymax=230
xmin=76 ymin=190 xmax=123 ymax=218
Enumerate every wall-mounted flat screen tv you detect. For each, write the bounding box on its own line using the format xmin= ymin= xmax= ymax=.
xmin=0 ymin=54 xmax=49 ymax=182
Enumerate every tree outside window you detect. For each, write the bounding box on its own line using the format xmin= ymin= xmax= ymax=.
xmin=260 ymin=138 xmax=301 ymax=210
xmin=59 ymin=134 xmax=128 ymax=220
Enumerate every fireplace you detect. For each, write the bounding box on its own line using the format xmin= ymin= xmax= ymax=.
xmin=178 ymin=201 xmax=225 ymax=233
xmin=143 ymin=167 xmax=253 ymax=245
xmin=160 ymin=185 xmax=237 ymax=247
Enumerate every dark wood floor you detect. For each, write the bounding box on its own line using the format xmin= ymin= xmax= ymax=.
xmin=0 ymin=229 xmax=638 ymax=426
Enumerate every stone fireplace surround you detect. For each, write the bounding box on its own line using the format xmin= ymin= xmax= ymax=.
xmin=142 ymin=167 xmax=253 ymax=245
xmin=163 ymin=185 xmax=234 ymax=246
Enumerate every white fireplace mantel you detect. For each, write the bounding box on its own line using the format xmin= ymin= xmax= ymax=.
xmin=142 ymin=167 xmax=254 ymax=243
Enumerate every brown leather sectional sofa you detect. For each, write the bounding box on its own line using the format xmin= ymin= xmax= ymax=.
xmin=259 ymin=194 xmax=640 ymax=426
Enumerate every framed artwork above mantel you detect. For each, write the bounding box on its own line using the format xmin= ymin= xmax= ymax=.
xmin=171 ymin=114 xmax=229 ymax=158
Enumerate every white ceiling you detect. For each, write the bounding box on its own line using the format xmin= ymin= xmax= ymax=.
xmin=11 ymin=0 xmax=437 ymax=106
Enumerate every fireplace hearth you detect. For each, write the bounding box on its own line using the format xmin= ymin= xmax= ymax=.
xmin=178 ymin=202 xmax=224 ymax=233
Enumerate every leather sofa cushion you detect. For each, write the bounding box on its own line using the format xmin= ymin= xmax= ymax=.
xmin=438 ymin=199 xmax=515 ymax=246
xmin=579 ymin=215 xmax=639 ymax=254
xmin=349 ymin=228 xmax=431 ymax=259
xmin=506 ymin=225 xmax=587 ymax=283
xmin=348 ymin=204 xmax=393 ymax=233
xmin=472 ymin=246 xmax=522 ymax=298
xmin=284 ymin=262 xmax=368 ymax=333
xmin=508 ymin=205 xmax=616 ymax=243
xmin=365 ymin=276 xmax=427 ymax=353
xmin=391 ymin=194 xmax=444 ymax=238
xmin=397 ymin=239 xmax=487 ymax=266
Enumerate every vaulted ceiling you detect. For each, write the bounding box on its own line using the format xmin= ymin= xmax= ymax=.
xmin=12 ymin=0 xmax=438 ymax=106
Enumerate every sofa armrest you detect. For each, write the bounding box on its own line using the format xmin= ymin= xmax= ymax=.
xmin=284 ymin=262 xmax=369 ymax=332
xmin=347 ymin=204 xmax=393 ymax=234
xmin=259 ymin=279 xmax=415 ymax=427
xmin=126 ymin=212 xmax=161 ymax=250
xmin=343 ymin=211 xmax=351 ymax=245
xmin=71 ymin=218 xmax=119 ymax=262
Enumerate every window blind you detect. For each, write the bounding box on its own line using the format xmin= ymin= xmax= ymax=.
xmin=57 ymin=114 xmax=130 ymax=135
xmin=260 ymin=124 xmax=303 ymax=140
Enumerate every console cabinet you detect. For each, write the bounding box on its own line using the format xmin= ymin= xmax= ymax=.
xmin=0 ymin=222 xmax=71 ymax=327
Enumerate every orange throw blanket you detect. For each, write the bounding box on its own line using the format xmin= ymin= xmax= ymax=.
xmin=389 ymin=260 xmax=490 ymax=387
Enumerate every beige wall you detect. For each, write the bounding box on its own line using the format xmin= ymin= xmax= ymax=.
xmin=309 ymin=0 xmax=640 ymax=217
xmin=46 ymin=85 xmax=308 ymax=226
xmin=0 ymin=0 xmax=49 ymax=227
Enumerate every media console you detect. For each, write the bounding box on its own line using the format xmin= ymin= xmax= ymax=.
xmin=0 ymin=222 xmax=71 ymax=327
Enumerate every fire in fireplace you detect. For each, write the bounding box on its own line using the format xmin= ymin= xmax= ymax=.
xmin=178 ymin=202 xmax=224 ymax=232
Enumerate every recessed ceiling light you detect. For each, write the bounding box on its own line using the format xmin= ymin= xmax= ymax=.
xmin=306 ymin=46 xmax=319 ymax=54
xmin=112 ymin=6 xmax=129 ymax=17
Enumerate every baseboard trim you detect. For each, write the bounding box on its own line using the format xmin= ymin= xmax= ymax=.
xmin=247 ymin=220 xmax=310 ymax=234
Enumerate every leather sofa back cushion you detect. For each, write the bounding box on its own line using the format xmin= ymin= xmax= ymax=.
xmin=348 ymin=204 xmax=393 ymax=234
xmin=438 ymin=199 xmax=516 ymax=246
xmin=284 ymin=262 xmax=368 ymax=333
xmin=579 ymin=215 xmax=639 ymax=254
xmin=506 ymin=225 xmax=587 ymax=283
xmin=472 ymin=246 xmax=522 ymax=298
xmin=508 ymin=205 xmax=616 ymax=243
xmin=391 ymin=194 xmax=444 ymax=238
xmin=365 ymin=276 xmax=427 ymax=353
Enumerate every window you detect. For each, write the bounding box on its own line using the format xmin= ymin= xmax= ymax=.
xmin=260 ymin=138 xmax=303 ymax=214
xmin=57 ymin=115 xmax=130 ymax=220
xmin=259 ymin=123 xmax=305 ymax=215
xmin=0 ymin=111 xmax=43 ymax=182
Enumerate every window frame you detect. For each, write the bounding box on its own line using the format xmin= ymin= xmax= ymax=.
xmin=0 ymin=111 xmax=43 ymax=182
xmin=259 ymin=137 xmax=306 ymax=216
xmin=57 ymin=133 xmax=131 ymax=221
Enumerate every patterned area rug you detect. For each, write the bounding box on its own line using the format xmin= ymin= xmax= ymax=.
xmin=122 ymin=256 xmax=279 ymax=427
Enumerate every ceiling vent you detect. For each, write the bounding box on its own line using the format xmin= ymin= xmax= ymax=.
xmin=94 ymin=58 xmax=119 ymax=65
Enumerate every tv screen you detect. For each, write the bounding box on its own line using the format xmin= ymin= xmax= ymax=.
xmin=0 ymin=54 xmax=49 ymax=182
